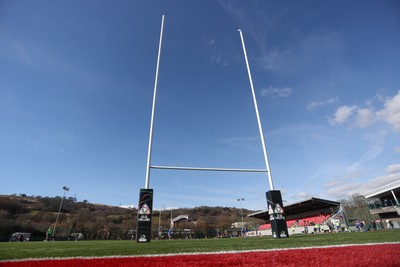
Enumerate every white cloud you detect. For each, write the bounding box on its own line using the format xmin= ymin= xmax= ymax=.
xmin=345 ymin=131 xmax=386 ymax=173
xmin=325 ymin=164 xmax=400 ymax=199
xmin=306 ymin=97 xmax=338 ymax=110
xmin=210 ymin=52 xmax=228 ymax=66
xmin=355 ymin=108 xmax=375 ymax=127
xmin=386 ymin=164 xmax=400 ymax=174
xmin=376 ymin=91 xmax=400 ymax=131
xmin=326 ymin=182 xmax=363 ymax=199
xmin=285 ymin=174 xmax=319 ymax=203
xmin=206 ymin=38 xmax=216 ymax=46
xmin=366 ymin=89 xmax=386 ymax=107
xmin=206 ymin=37 xmax=234 ymax=67
xmin=328 ymin=105 xmax=357 ymax=125
xmin=119 ymin=204 xmax=136 ymax=209
xmin=257 ymin=49 xmax=290 ymax=71
xmin=364 ymin=172 xmax=400 ymax=191
xmin=260 ymin=86 xmax=292 ymax=98
xmin=254 ymin=30 xmax=342 ymax=72
xmin=221 ymin=1 xmax=343 ymax=73
xmin=163 ymin=206 xmax=179 ymax=210
xmin=221 ymin=136 xmax=259 ymax=150
xmin=289 ymin=191 xmax=313 ymax=202
xmin=329 ymin=91 xmax=400 ymax=131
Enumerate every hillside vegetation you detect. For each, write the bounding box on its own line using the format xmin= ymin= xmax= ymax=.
xmin=0 ymin=194 xmax=262 ymax=242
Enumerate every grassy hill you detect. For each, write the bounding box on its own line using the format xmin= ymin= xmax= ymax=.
xmin=0 ymin=194 xmax=262 ymax=242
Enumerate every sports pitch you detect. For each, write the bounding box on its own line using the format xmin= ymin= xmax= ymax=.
xmin=1 ymin=230 xmax=400 ymax=260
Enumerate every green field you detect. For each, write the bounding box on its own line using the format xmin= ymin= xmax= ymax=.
xmin=1 ymin=230 xmax=400 ymax=260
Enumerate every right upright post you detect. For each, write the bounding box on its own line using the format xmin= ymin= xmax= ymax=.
xmin=238 ymin=29 xmax=288 ymax=238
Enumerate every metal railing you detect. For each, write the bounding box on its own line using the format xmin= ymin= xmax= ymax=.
xmin=368 ymin=199 xmax=399 ymax=210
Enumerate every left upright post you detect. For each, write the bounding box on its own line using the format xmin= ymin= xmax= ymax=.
xmin=137 ymin=15 xmax=165 ymax=243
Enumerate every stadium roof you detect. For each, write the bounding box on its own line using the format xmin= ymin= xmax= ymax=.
xmin=248 ymin=197 xmax=340 ymax=221
xmin=363 ymin=180 xmax=400 ymax=199
xmin=171 ymin=214 xmax=189 ymax=223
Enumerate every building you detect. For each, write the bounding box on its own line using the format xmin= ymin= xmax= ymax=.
xmin=363 ymin=180 xmax=400 ymax=229
xmin=247 ymin=197 xmax=346 ymax=236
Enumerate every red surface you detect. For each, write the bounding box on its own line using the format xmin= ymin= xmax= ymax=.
xmin=2 ymin=243 xmax=400 ymax=267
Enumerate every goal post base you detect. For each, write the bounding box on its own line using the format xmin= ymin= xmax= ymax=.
xmin=136 ymin=188 xmax=154 ymax=243
xmin=266 ymin=190 xmax=289 ymax=238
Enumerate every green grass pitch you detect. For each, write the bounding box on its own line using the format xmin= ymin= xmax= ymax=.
xmin=1 ymin=230 xmax=400 ymax=260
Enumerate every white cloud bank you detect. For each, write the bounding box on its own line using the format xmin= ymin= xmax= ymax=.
xmin=376 ymin=91 xmax=400 ymax=131
xmin=328 ymin=91 xmax=400 ymax=131
xmin=325 ymin=163 xmax=400 ymax=199
xmin=386 ymin=164 xmax=400 ymax=174
xmin=325 ymin=91 xmax=400 ymax=199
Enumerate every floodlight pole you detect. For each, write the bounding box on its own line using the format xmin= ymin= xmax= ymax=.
xmin=158 ymin=209 xmax=162 ymax=236
xmin=53 ymin=186 xmax=69 ymax=240
xmin=237 ymin=198 xmax=245 ymax=230
xmin=237 ymin=29 xmax=274 ymax=191
xmin=145 ymin=15 xmax=165 ymax=189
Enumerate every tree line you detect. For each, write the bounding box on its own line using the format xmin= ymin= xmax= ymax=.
xmin=1 ymin=193 xmax=373 ymax=242
xmin=0 ymin=194 xmax=262 ymax=241
xmin=0 ymin=194 xmax=135 ymax=241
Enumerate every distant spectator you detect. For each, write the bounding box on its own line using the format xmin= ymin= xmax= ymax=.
xmin=335 ymin=220 xmax=341 ymax=232
xmin=355 ymin=220 xmax=360 ymax=231
xmin=359 ymin=220 xmax=364 ymax=231
xmin=327 ymin=221 xmax=334 ymax=232
xmin=168 ymin=228 xmax=172 ymax=239
xmin=389 ymin=221 xmax=394 ymax=229
xmin=46 ymin=224 xmax=54 ymax=241
xmin=371 ymin=220 xmax=377 ymax=231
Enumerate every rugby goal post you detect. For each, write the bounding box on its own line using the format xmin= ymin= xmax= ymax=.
xmin=136 ymin=15 xmax=288 ymax=243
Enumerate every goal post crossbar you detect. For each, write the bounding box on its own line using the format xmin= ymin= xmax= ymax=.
xmin=150 ymin=165 xmax=268 ymax=173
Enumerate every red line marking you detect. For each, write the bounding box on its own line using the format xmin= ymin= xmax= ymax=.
xmin=2 ymin=243 xmax=400 ymax=267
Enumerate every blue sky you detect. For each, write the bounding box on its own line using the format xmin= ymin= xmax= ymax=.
xmin=1 ymin=0 xmax=399 ymax=211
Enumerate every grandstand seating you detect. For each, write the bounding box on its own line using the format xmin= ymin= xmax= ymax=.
xmin=258 ymin=224 xmax=271 ymax=230
xmin=297 ymin=214 xmax=331 ymax=226
xmin=286 ymin=219 xmax=297 ymax=228
xmin=257 ymin=214 xmax=331 ymax=231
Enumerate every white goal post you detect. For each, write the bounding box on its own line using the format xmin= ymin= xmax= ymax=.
xmin=144 ymin=15 xmax=275 ymax=191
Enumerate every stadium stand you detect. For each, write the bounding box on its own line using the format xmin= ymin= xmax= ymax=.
xmin=297 ymin=214 xmax=331 ymax=226
xmin=286 ymin=219 xmax=297 ymax=228
xmin=249 ymin=197 xmax=345 ymax=236
xmin=257 ymin=214 xmax=333 ymax=232
xmin=249 ymin=198 xmax=340 ymax=221
xmin=258 ymin=224 xmax=271 ymax=230
xmin=363 ymin=180 xmax=400 ymax=229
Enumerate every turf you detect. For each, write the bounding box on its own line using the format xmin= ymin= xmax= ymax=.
xmin=1 ymin=230 xmax=400 ymax=260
